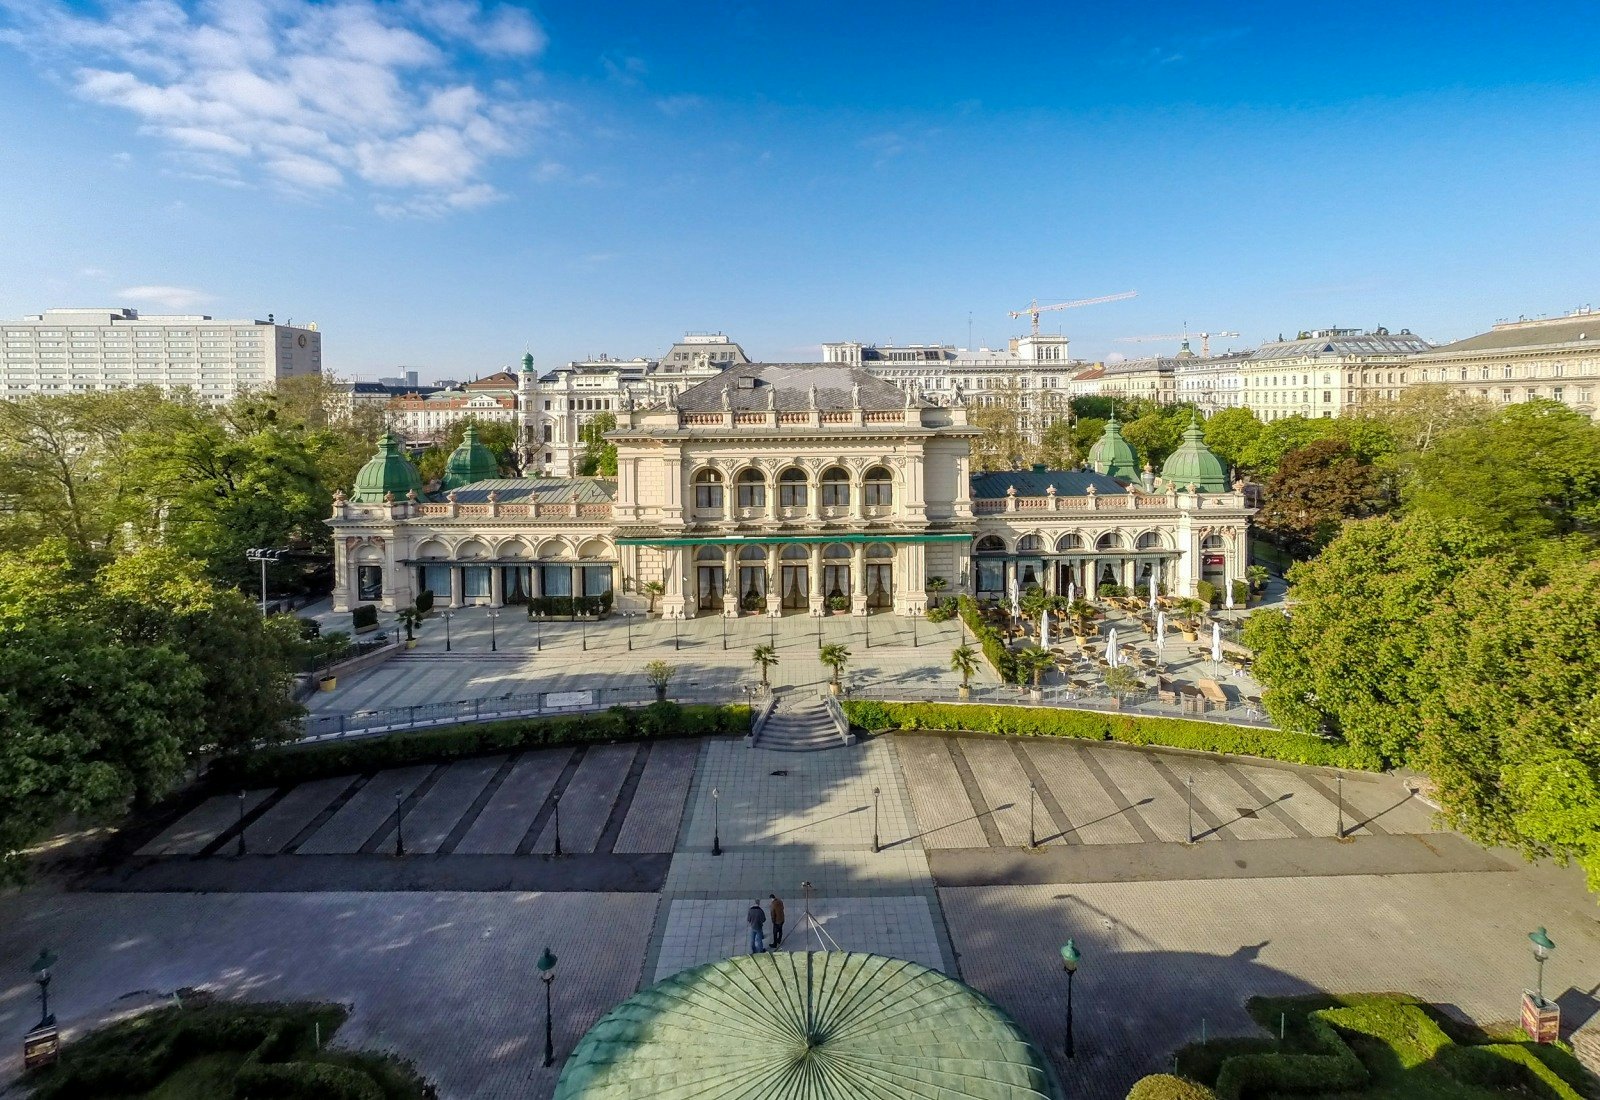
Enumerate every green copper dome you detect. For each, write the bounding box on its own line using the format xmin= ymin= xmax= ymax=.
xmin=351 ymin=431 xmax=425 ymax=503
xmin=522 ymin=351 xmax=536 ymax=373
xmin=556 ymin=951 xmax=1061 ymax=1100
xmin=1088 ymin=413 xmax=1140 ymax=482
xmin=1161 ymin=416 xmax=1229 ymax=492
xmin=440 ymin=425 xmax=500 ymax=491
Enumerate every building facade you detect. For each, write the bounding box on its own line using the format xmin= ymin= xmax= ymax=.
xmin=330 ymin=364 xmax=1253 ymax=617
xmin=1404 ymin=309 xmax=1600 ymax=419
xmin=1 ymin=307 xmax=321 ymax=402
xmin=1239 ymin=328 xmax=1433 ymax=420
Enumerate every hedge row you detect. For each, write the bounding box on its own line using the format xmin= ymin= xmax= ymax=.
xmin=1213 ymin=1011 xmax=1367 ymax=1099
xmin=1437 ymin=1043 xmax=1585 ymax=1099
xmin=842 ymin=700 xmax=1375 ymax=769
xmin=1125 ymin=1075 xmax=1218 ymax=1100
xmin=957 ymin=594 xmax=1018 ymax=683
xmin=235 ymin=1060 xmax=386 ymax=1100
xmin=211 ymin=702 xmax=746 ymax=789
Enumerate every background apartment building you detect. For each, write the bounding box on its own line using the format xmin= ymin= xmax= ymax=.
xmin=1407 ymin=309 xmax=1599 ymax=419
xmin=1 ymin=307 xmax=320 ymax=402
xmin=1239 ymin=328 xmax=1433 ymax=420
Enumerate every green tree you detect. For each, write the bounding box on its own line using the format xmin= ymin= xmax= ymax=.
xmin=578 ymin=411 xmax=619 ymax=477
xmin=1037 ymin=418 xmax=1082 ymax=469
xmin=949 ymin=645 xmax=979 ymax=688
xmin=819 ymin=643 xmax=851 ymax=687
xmin=1070 ymin=418 xmax=1106 ymax=463
xmin=1016 ymin=646 xmax=1055 ymax=690
xmin=1103 ymin=663 xmax=1142 ymax=701
xmin=751 ymin=643 xmax=779 ymax=687
xmin=1121 ymin=412 xmax=1184 ymax=469
xmin=1403 ymin=399 xmax=1600 ymax=548
xmin=1237 ymin=415 xmax=1343 ymax=477
xmin=1257 ymin=438 xmax=1384 ymax=552
xmin=968 ymin=381 xmax=1034 ymax=472
xmin=416 ymin=416 xmax=523 ymax=483
xmin=1201 ymin=407 xmax=1263 ymax=471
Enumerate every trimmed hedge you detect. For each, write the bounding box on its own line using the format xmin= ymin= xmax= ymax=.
xmin=1126 ymin=1075 xmax=1219 ymax=1100
xmin=235 ymin=1060 xmax=386 ymax=1099
xmin=842 ymin=700 xmax=1375 ymax=769
xmin=1437 ymin=1044 xmax=1585 ymax=1100
xmin=957 ymin=594 xmax=1018 ymax=683
xmin=1213 ymin=1011 xmax=1366 ymax=1099
xmin=211 ymin=702 xmax=746 ymax=789
xmin=351 ymin=604 xmax=379 ymax=630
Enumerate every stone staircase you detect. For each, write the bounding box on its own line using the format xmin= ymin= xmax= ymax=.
xmin=754 ymin=696 xmax=850 ymax=752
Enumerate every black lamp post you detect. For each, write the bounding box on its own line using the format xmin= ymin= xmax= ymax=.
xmin=712 ymin=786 xmax=722 ymax=856
xmin=626 ymin=611 xmax=634 ymax=651
xmin=580 ymin=615 xmax=587 ymax=652
xmin=872 ymin=786 xmax=881 ymax=853
xmin=1530 ymin=927 xmax=1556 ymax=1004
xmin=912 ymin=613 xmax=918 ymax=648
xmin=1029 ymin=781 xmax=1038 ymax=849
xmin=1186 ymin=774 xmax=1195 ymax=844
xmin=31 ymin=948 xmax=57 ymax=1027
xmin=816 ymin=613 xmax=822 ymax=649
xmin=552 ymin=793 xmax=562 ymax=856
xmin=236 ymin=789 xmax=248 ymax=857
xmin=673 ymin=613 xmax=680 ymax=651
xmin=537 ymin=947 xmax=558 ymax=1067
xmin=535 ymin=613 xmax=542 ymax=651
xmin=864 ymin=607 xmax=870 ymax=648
xmin=1059 ymin=939 xmax=1080 ymax=1060
xmin=1336 ymin=773 xmax=1345 ymax=838
xmin=443 ymin=609 xmax=453 ymax=652
xmin=488 ymin=609 xmax=499 ymax=652
xmin=394 ymin=789 xmax=407 ymax=857
xmin=721 ymin=613 xmax=727 ymax=651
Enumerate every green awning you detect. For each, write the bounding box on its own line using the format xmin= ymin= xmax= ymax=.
xmin=556 ymin=951 xmax=1062 ymax=1099
xmin=617 ymin=532 xmax=970 ymax=547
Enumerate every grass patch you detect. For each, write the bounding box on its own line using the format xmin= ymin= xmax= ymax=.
xmin=25 ymin=998 xmax=428 ymax=1099
xmin=1158 ymin=993 xmax=1592 ymax=1100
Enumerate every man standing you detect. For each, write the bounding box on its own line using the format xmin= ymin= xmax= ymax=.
xmin=768 ymin=893 xmax=785 ymax=949
xmin=746 ymin=900 xmax=766 ymax=954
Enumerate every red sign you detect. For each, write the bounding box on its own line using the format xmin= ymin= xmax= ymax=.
xmin=1204 ymin=554 xmax=1225 ymax=566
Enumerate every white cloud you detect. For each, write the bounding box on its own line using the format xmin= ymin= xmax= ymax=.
xmin=118 ymin=284 xmax=213 ymax=309
xmin=654 ymin=94 xmax=703 ymax=117
xmin=1 ymin=0 xmax=550 ymax=212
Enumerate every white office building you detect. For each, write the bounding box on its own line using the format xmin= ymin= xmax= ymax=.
xmin=0 ymin=307 xmax=321 ymax=403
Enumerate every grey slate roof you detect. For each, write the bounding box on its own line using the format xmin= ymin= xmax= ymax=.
xmin=1426 ymin=317 xmax=1600 ymax=354
xmin=445 ymin=477 xmax=616 ymax=503
xmin=674 ymin=363 xmax=924 ymax=413
xmin=1249 ymin=333 xmax=1432 ymax=361
xmin=971 ymin=467 xmax=1130 ymax=498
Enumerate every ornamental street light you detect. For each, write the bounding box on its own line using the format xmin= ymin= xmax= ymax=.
xmin=552 ymin=793 xmax=562 ymax=856
xmin=721 ymin=613 xmax=728 ymax=651
xmin=236 ymin=790 xmax=248 ymax=857
xmin=394 ymin=790 xmax=407 ymax=857
xmin=488 ymin=610 xmax=499 ymax=652
xmin=31 ymin=948 xmax=58 ymax=1027
xmin=535 ymin=613 xmax=542 ymax=651
xmin=1529 ymin=927 xmax=1556 ymax=1004
xmin=872 ymin=786 xmax=881 ymax=853
xmin=1059 ymin=939 xmax=1080 ymax=1060
xmin=625 ymin=611 xmax=634 ymax=651
xmin=712 ymin=786 xmax=722 ymax=856
xmin=1336 ymin=773 xmax=1345 ymax=839
xmin=580 ymin=615 xmax=587 ymax=652
xmin=673 ymin=614 xmax=680 ymax=651
xmin=1186 ymin=774 xmax=1196 ymax=844
xmin=443 ymin=610 xmax=453 ymax=653
xmin=769 ymin=611 xmax=776 ymax=647
xmin=1029 ymin=781 xmax=1038 ymax=849
xmin=911 ymin=613 xmax=918 ymax=648
xmin=537 ymin=947 xmax=558 ymax=1068
xmin=816 ymin=613 xmax=822 ymax=649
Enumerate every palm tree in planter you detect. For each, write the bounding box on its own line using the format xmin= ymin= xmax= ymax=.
xmin=395 ymin=605 xmax=423 ymax=650
xmin=927 ymin=576 xmax=949 ymax=599
xmin=818 ymin=643 xmax=851 ymax=695
xmin=642 ymin=580 xmax=665 ymax=615
xmin=1016 ymin=647 xmax=1055 ymax=703
xmin=644 ymin=659 xmax=676 ymax=703
xmin=1066 ymin=599 xmax=1097 ymax=637
xmin=1176 ymin=598 xmax=1207 ymax=640
xmin=1103 ymin=664 xmax=1142 ymax=709
xmin=1247 ymin=565 xmax=1269 ymax=598
xmin=752 ymin=644 xmax=779 ymax=689
xmin=949 ymin=644 xmax=979 ymax=701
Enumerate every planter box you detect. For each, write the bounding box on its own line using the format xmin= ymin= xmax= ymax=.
xmin=318 ymin=676 xmax=338 ymax=692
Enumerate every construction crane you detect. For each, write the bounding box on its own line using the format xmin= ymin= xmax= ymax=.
xmin=1117 ymin=329 xmax=1240 ymax=356
xmin=1009 ymin=291 xmax=1137 ymax=337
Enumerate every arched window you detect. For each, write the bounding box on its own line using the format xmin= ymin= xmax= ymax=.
xmin=778 ymin=468 xmax=808 ymax=508
xmin=1201 ymin=534 xmax=1227 ymax=550
xmin=736 ymin=468 xmax=766 ymax=509
xmin=739 ymin=543 xmax=767 ymax=561
xmin=780 ymin=543 xmax=808 ymax=560
xmin=820 ymin=466 xmax=850 ymax=508
xmin=1096 ymin=532 xmax=1124 ymax=550
xmin=696 ymin=545 xmax=722 ymax=561
xmin=1135 ymin=532 xmax=1165 ymax=550
xmin=822 ymin=543 xmax=852 ymax=599
xmin=1015 ymin=534 xmax=1043 ymax=553
xmin=975 ymin=535 xmax=1007 ymax=554
xmin=1055 ymin=533 xmax=1084 ymax=552
xmin=863 ymin=466 xmax=893 ymax=508
xmin=693 ymin=468 xmax=723 ymax=509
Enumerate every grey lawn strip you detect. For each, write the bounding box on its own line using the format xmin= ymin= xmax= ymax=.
xmin=242 ymin=776 xmax=362 ymax=855
xmin=531 ymin=743 xmax=638 ymax=854
xmin=376 ymin=757 xmax=504 ymax=855
xmin=135 ymin=790 xmax=273 ymax=857
xmin=296 ymin=765 xmax=435 ymax=854
xmin=84 ymin=853 xmax=671 ymax=893
xmin=613 ymin=738 xmax=700 ymax=854
xmin=452 ymin=748 xmax=571 ymax=854
xmin=927 ymin=831 xmax=1513 ymax=888
xmin=1021 ymin=742 xmax=1143 ymax=846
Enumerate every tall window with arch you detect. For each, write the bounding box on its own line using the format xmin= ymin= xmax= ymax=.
xmin=736 ymin=469 xmax=766 ymax=509
xmin=693 ymin=468 xmax=723 ymax=510
xmin=820 ymin=466 xmax=850 ymax=509
xmin=778 ymin=468 xmax=808 ymax=509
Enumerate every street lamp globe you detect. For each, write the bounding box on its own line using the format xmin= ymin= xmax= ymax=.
xmin=538 ymin=946 xmax=558 ymax=980
xmin=1529 ymin=927 xmax=1555 ymax=959
xmin=1059 ymin=939 xmax=1080 ymax=974
xmin=31 ymin=948 xmax=57 ymax=984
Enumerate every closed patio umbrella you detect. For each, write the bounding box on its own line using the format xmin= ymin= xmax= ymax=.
xmin=1211 ymin=621 xmax=1222 ymax=664
xmin=1040 ymin=608 xmax=1051 ymax=649
xmin=1108 ymin=627 xmax=1119 ymax=668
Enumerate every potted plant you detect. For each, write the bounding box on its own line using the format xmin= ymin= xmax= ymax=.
xmin=351 ymin=603 xmax=379 ymax=635
xmin=642 ymin=580 xmax=665 ymax=616
xmin=827 ymin=594 xmax=850 ymax=615
xmin=395 ymin=605 xmax=423 ymax=650
xmin=1103 ymin=664 xmax=1141 ymax=710
xmin=415 ymin=589 xmax=434 ymax=616
xmin=819 ymin=643 xmax=851 ymax=696
xmin=927 ymin=576 xmax=949 ymax=599
xmin=742 ymin=590 xmax=766 ymax=614
xmin=1176 ymin=597 xmax=1206 ymax=640
xmin=1247 ymin=564 xmax=1269 ymax=594
xmin=644 ymin=659 xmax=676 ymax=703
xmin=752 ymin=643 xmax=778 ymax=688
xmin=950 ymin=644 xmax=978 ymax=701
xmin=1017 ymin=647 xmax=1054 ymax=703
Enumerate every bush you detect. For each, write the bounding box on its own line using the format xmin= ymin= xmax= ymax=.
xmin=414 ymin=589 xmax=434 ymax=614
xmin=234 ymin=1061 xmax=385 ymax=1100
xmin=1098 ymin=583 xmax=1129 ymax=597
xmin=840 ymin=700 xmax=1375 ymax=769
xmin=1126 ymin=1075 xmax=1218 ymax=1100
xmin=1437 ymin=1044 xmax=1585 ymax=1099
xmin=1213 ymin=1012 xmax=1366 ymax=1099
xmin=828 ymin=594 xmax=850 ymax=611
xmin=210 ymin=703 xmax=746 ymax=789
xmin=350 ymin=604 xmax=379 ymax=630
xmin=1195 ymin=579 xmax=1218 ymax=606
xmin=957 ymin=595 xmax=1018 ymax=683
xmin=1231 ymin=579 xmax=1249 ymax=606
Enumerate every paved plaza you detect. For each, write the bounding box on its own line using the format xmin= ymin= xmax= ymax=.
xmin=4 ymin=707 xmax=1599 ymax=1098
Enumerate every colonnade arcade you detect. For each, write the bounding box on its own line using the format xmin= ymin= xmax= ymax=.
xmin=972 ymin=530 xmax=1191 ymax=599
xmin=405 ymin=534 xmax=618 ymax=609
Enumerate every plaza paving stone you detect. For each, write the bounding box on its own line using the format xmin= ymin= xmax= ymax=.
xmin=612 ymin=738 xmax=699 ymax=854
xmin=530 ymin=743 xmax=637 ymax=855
xmin=961 ymin=737 xmax=1055 ymax=849
xmin=379 ymin=757 xmax=503 ymax=855
xmin=453 ymin=749 xmax=569 ymax=855
xmin=295 ymin=765 xmax=435 ymax=855
xmin=1019 ymin=742 xmax=1143 ymax=846
xmin=239 ymin=776 xmax=356 ymax=854
xmin=884 ymin=735 xmax=992 ymax=849
xmin=135 ymin=790 xmax=272 ymax=856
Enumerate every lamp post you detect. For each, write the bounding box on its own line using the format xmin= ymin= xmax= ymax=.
xmin=552 ymin=793 xmax=562 ymax=856
xmin=1059 ymin=939 xmax=1080 ymax=1060
xmin=626 ymin=611 xmax=634 ymax=651
xmin=581 ymin=615 xmax=587 ymax=652
xmin=394 ymin=789 xmax=406 ymax=857
xmin=537 ymin=947 xmax=558 ymax=1068
xmin=244 ymin=547 xmax=288 ymax=617
xmin=488 ymin=609 xmax=499 ymax=652
xmin=872 ymin=785 xmax=881 ymax=853
xmin=1530 ymin=927 xmax=1556 ymax=1004
xmin=912 ymin=613 xmax=918 ymax=648
xmin=722 ymin=613 xmax=727 ymax=651
xmin=864 ymin=607 xmax=870 ymax=649
xmin=712 ymin=786 xmax=722 ymax=856
xmin=236 ymin=790 xmax=248 ymax=857
xmin=769 ymin=609 xmax=776 ymax=647
xmin=1029 ymin=781 xmax=1038 ymax=849
xmin=443 ymin=609 xmax=453 ymax=652
xmin=816 ymin=612 xmax=822 ymax=649
xmin=31 ymin=948 xmax=58 ymax=1027
xmin=1336 ymin=773 xmax=1344 ymax=839
xmin=535 ymin=613 xmax=542 ymax=651
xmin=1186 ymin=774 xmax=1195 ymax=844
xmin=673 ymin=613 xmax=680 ymax=651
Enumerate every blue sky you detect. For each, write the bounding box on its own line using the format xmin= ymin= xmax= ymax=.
xmin=2 ymin=1 xmax=1598 ymax=379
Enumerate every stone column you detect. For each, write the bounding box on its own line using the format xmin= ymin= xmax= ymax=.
xmin=723 ymin=544 xmax=738 ymax=617
xmin=330 ymin=539 xmax=350 ymax=612
xmin=766 ymin=543 xmax=781 ymax=615
xmin=663 ymin=547 xmax=688 ymax=619
xmin=489 ymin=566 xmax=504 ymax=608
xmin=851 ymin=543 xmax=868 ymax=615
xmin=809 ymin=542 xmax=825 ymax=615
xmin=450 ymin=565 xmax=463 ymax=608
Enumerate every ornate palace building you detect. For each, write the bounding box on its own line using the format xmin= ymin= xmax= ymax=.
xmin=330 ymin=365 xmax=1252 ymax=617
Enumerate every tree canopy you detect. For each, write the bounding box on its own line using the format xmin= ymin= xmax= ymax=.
xmin=1256 ymin=438 xmax=1384 ymax=552
xmin=578 ymin=411 xmax=619 ymax=476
